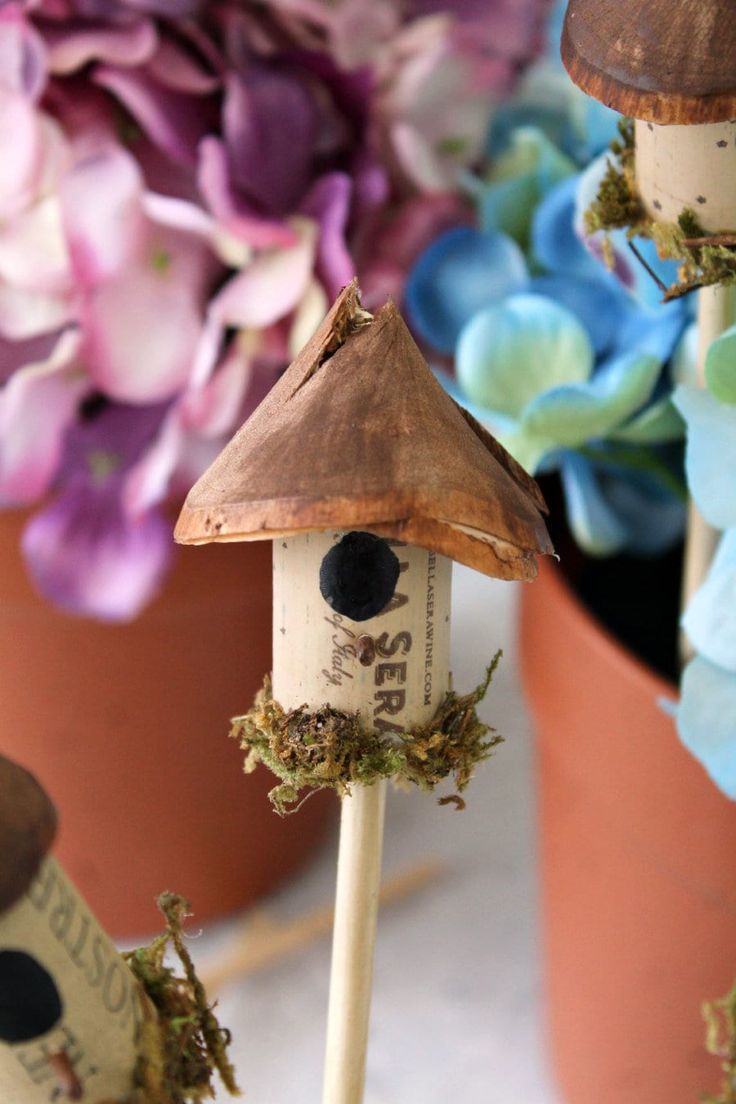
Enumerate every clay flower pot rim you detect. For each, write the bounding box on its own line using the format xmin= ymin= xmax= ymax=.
xmin=539 ymin=557 xmax=676 ymax=700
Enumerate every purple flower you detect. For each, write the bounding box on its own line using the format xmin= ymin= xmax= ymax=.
xmin=0 ymin=0 xmax=546 ymax=619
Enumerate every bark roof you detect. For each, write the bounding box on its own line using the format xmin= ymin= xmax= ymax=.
xmin=175 ymin=282 xmax=553 ymax=581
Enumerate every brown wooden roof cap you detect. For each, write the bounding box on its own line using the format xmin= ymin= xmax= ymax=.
xmin=175 ymin=282 xmax=553 ymax=582
xmin=0 ymin=755 xmax=57 ymax=914
xmin=562 ymin=0 xmax=736 ymax=124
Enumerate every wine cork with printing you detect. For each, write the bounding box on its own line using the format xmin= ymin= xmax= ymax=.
xmin=635 ymin=119 xmax=736 ymax=232
xmin=0 ymin=758 xmax=143 ymax=1104
xmin=272 ymin=530 xmax=452 ymax=724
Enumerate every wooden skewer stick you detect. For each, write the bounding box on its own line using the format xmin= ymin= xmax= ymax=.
xmin=322 ymin=781 xmax=386 ymax=1104
xmin=681 ymin=235 xmax=736 ymax=249
xmin=200 ymin=859 xmax=443 ymax=992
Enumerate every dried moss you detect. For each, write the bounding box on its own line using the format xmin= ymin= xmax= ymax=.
xmin=703 ymin=979 xmax=736 ymax=1104
xmin=230 ymin=654 xmax=503 ymax=815
xmin=121 ymin=894 xmax=239 ymax=1104
xmin=584 ymin=118 xmax=736 ymax=301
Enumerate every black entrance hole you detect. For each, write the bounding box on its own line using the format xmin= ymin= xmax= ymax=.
xmin=0 ymin=950 xmax=63 ymax=1043
xmin=319 ymin=532 xmax=400 ymax=622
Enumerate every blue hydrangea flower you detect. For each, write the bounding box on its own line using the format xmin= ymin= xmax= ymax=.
xmin=404 ymin=227 xmax=527 ymax=355
xmin=406 ymin=168 xmax=689 ymax=558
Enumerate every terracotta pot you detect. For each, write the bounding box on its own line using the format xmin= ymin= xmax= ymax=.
xmin=520 ymin=560 xmax=736 ymax=1103
xmin=0 ymin=513 xmax=331 ymax=936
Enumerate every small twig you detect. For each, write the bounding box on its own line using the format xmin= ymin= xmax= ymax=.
xmin=627 ymin=239 xmax=668 ymax=294
xmin=663 ymin=281 xmax=705 ymax=301
xmin=682 ymin=235 xmax=736 ymax=249
xmin=200 ymin=859 xmax=443 ymax=993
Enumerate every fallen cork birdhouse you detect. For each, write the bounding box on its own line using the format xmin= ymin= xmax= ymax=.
xmin=0 ymin=756 xmax=144 ymax=1103
xmin=0 ymin=754 xmax=240 ymax=1104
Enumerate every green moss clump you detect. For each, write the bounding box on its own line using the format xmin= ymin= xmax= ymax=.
xmin=399 ymin=656 xmax=503 ymax=806
xmin=123 ymin=894 xmax=239 ymax=1104
xmin=230 ymin=654 xmax=503 ymax=815
xmin=703 ymin=979 xmax=736 ymax=1104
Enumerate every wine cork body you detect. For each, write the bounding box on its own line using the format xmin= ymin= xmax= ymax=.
xmin=0 ymin=856 xmax=142 ymax=1103
xmin=636 ymin=119 xmax=736 ymax=232
xmin=273 ymin=531 xmax=452 ymax=726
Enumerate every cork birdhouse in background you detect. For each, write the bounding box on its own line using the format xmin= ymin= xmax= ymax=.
xmin=562 ymin=1 xmax=736 ymax=614
xmin=175 ymin=281 xmax=552 ymax=1104
xmin=0 ymin=756 xmax=144 ymax=1103
xmin=562 ymin=0 xmax=736 ymax=229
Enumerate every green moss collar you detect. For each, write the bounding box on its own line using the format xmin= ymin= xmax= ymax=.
xmin=230 ymin=655 xmax=503 ymax=815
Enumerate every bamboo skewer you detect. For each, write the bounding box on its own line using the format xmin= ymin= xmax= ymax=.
xmin=322 ymin=781 xmax=387 ymax=1104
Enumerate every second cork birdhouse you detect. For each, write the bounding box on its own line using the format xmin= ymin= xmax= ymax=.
xmin=175 ymin=281 xmax=553 ymax=738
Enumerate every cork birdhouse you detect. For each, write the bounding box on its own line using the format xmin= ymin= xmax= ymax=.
xmin=0 ymin=757 xmax=144 ymax=1103
xmin=562 ymin=0 xmax=736 ymax=614
xmin=175 ymin=282 xmax=552 ymax=1104
xmin=562 ymin=0 xmax=736 ymax=230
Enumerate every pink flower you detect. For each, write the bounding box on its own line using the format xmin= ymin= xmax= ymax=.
xmin=380 ymin=15 xmax=499 ymax=191
xmin=0 ymin=0 xmax=546 ymax=620
xmin=0 ymin=328 xmax=86 ymax=506
xmin=60 ymin=144 xmax=221 ymax=403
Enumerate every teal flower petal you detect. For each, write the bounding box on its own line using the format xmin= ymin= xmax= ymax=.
xmin=404 ymin=227 xmax=527 ymax=355
xmin=677 ymin=656 xmax=736 ymax=799
xmin=612 ymin=395 xmax=684 ymax=443
xmin=520 ymin=351 xmax=660 ymax=447
xmin=559 ymin=453 xmax=628 ymax=555
xmin=682 ymin=528 xmax=736 ymax=671
xmin=433 ymin=367 xmax=519 ymax=438
xmin=436 ymin=368 xmax=552 ymax=473
xmin=456 ymin=293 xmax=594 ymax=419
xmin=478 ymin=127 xmax=576 ymax=249
xmin=705 ymin=322 xmax=736 ymax=404
xmin=673 ymin=383 xmax=736 ymax=529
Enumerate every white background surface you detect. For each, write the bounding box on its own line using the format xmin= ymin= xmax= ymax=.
xmin=194 ymin=565 xmax=561 ymax=1103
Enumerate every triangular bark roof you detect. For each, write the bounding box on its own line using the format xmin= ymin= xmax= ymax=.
xmin=562 ymin=0 xmax=736 ymax=124
xmin=175 ymin=283 xmax=553 ymax=581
